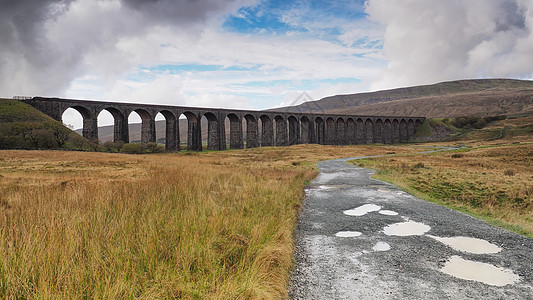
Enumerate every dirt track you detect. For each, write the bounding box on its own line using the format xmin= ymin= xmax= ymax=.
xmin=289 ymin=157 xmax=533 ymax=299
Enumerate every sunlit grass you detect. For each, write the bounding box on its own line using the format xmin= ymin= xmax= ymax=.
xmin=0 ymin=145 xmax=416 ymax=299
xmin=351 ymin=142 xmax=533 ymax=238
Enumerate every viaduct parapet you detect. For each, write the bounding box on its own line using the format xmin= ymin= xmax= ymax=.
xmin=22 ymin=97 xmax=425 ymax=151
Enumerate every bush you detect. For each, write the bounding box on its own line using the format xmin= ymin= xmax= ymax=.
xmin=120 ymin=143 xmax=143 ymax=154
xmin=145 ymin=142 xmax=164 ymax=153
xmin=103 ymin=140 xmax=125 ymax=152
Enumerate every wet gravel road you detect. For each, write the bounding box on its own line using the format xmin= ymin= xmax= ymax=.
xmin=289 ymin=157 xmax=533 ymax=299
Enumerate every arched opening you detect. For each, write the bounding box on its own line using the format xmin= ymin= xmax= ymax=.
xmin=288 ymin=116 xmax=299 ymax=146
xmin=260 ymin=115 xmax=273 ymax=147
xmin=364 ymin=119 xmax=374 ymax=144
xmin=315 ymin=117 xmax=325 ymax=145
xmin=244 ymin=114 xmax=259 ymax=148
xmin=325 ymin=117 xmax=335 ymax=145
xmin=203 ymin=112 xmax=221 ymax=150
xmin=274 ymin=115 xmax=287 ymax=146
xmin=383 ymin=119 xmax=392 ymax=144
xmin=407 ymin=119 xmax=415 ymax=139
xmin=62 ymin=106 xmax=97 ymax=141
xmin=128 ymin=111 xmax=142 ymax=143
xmin=415 ymin=119 xmax=422 ymax=128
xmin=300 ymin=116 xmax=312 ymax=144
xmin=225 ymin=113 xmax=243 ymax=149
xmin=97 ymin=108 xmax=124 ymax=144
xmin=156 ymin=110 xmax=177 ymax=151
xmin=336 ymin=118 xmax=346 ymax=145
xmin=392 ymin=119 xmax=400 ymax=143
xmin=180 ymin=112 xmax=201 ymax=151
xmin=128 ymin=109 xmax=155 ymax=145
xmin=155 ymin=112 xmax=166 ymax=145
xmin=62 ymin=107 xmax=84 ymax=135
xmin=399 ymin=119 xmax=408 ymax=142
xmin=346 ymin=118 xmax=355 ymax=145
xmin=375 ymin=119 xmax=384 ymax=144
xmin=356 ymin=118 xmax=364 ymax=144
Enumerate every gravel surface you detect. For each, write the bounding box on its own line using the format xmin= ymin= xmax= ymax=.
xmin=289 ymin=157 xmax=533 ymax=299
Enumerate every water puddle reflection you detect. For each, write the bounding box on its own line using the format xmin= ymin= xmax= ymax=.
xmin=344 ymin=204 xmax=382 ymax=216
xmin=335 ymin=231 xmax=363 ymax=237
xmin=372 ymin=241 xmax=391 ymax=251
xmin=441 ymin=255 xmax=519 ymax=286
xmin=378 ymin=210 xmax=398 ymax=216
xmin=428 ymin=235 xmax=502 ymax=254
xmin=383 ymin=221 xmax=431 ymax=236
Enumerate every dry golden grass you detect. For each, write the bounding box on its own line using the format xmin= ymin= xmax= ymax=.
xmin=352 ymin=142 xmax=533 ymax=237
xmin=0 ymin=145 xmax=417 ymax=299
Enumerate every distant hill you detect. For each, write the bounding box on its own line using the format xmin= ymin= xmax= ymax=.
xmin=274 ymin=79 xmax=533 ymax=118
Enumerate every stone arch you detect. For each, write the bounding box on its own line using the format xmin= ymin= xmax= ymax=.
xmin=407 ymin=119 xmax=415 ymax=139
xmin=336 ymin=117 xmax=346 ymax=145
xmin=356 ymin=118 xmax=364 ymax=144
xmin=383 ymin=119 xmax=392 ymax=144
xmin=202 ymin=112 xmax=221 ymax=150
xmin=155 ymin=110 xmax=177 ymax=151
xmin=128 ymin=109 xmax=155 ymax=145
xmin=325 ymin=117 xmax=336 ymax=145
xmin=181 ymin=111 xmax=201 ymax=151
xmin=364 ymin=119 xmax=374 ymax=144
xmin=315 ymin=117 xmax=325 ymax=145
xmin=260 ymin=115 xmax=273 ymax=146
xmin=98 ymin=107 xmax=127 ymax=144
xmin=274 ymin=115 xmax=288 ymax=146
xmin=399 ymin=119 xmax=408 ymax=142
xmin=288 ymin=116 xmax=299 ymax=145
xmin=64 ymin=105 xmax=97 ymax=141
xmin=392 ymin=119 xmax=400 ymax=143
xmin=300 ymin=116 xmax=312 ymax=144
xmin=225 ymin=113 xmax=243 ymax=149
xmin=244 ymin=114 xmax=259 ymax=148
xmin=375 ymin=119 xmax=384 ymax=144
xmin=346 ymin=118 xmax=355 ymax=145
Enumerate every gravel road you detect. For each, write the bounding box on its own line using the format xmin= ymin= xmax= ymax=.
xmin=289 ymin=156 xmax=533 ymax=299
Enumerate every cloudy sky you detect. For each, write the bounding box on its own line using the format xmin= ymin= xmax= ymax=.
xmin=2 ymin=0 xmax=533 ymax=127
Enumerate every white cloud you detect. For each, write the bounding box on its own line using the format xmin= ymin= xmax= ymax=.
xmin=366 ymin=0 xmax=533 ymax=90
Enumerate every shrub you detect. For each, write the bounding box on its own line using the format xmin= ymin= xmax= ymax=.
xmin=451 ymin=153 xmax=464 ymax=158
xmin=145 ymin=142 xmax=164 ymax=153
xmin=103 ymin=140 xmax=125 ymax=152
xmin=120 ymin=143 xmax=143 ymax=154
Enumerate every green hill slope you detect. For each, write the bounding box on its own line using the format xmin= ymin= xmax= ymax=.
xmin=0 ymin=99 xmax=91 ymax=149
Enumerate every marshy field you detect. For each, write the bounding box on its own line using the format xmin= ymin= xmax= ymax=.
xmin=0 ymin=117 xmax=531 ymax=299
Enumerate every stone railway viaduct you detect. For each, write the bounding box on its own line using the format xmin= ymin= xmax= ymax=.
xmin=23 ymin=97 xmax=425 ymax=151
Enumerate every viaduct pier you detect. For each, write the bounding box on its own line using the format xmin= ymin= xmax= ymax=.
xmin=22 ymin=97 xmax=425 ymax=151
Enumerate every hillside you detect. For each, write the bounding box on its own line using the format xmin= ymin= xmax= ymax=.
xmin=275 ymin=79 xmax=533 ymax=117
xmin=0 ymin=98 xmax=91 ymax=149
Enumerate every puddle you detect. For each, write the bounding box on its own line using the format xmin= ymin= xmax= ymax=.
xmin=441 ymin=255 xmax=519 ymax=286
xmin=335 ymin=231 xmax=363 ymax=237
xmin=378 ymin=210 xmax=398 ymax=216
xmin=344 ymin=204 xmax=382 ymax=216
xmin=383 ymin=221 xmax=431 ymax=236
xmin=377 ymin=188 xmax=391 ymax=193
xmin=428 ymin=235 xmax=502 ymax=254
xmin=396 ymin=192 xmax=404 ymax=195
xmin=372 ymin=241 xmax=391 ymax=251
